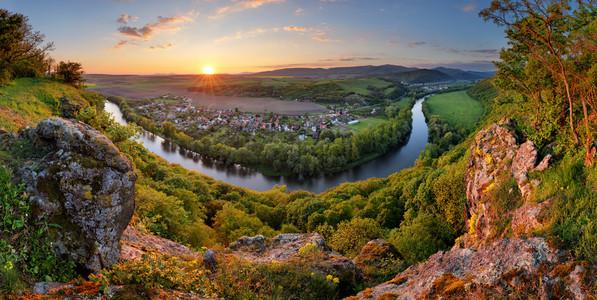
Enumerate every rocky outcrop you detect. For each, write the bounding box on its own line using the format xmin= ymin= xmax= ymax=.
xmin=59 ymin=96 xmax=83 ymax=119
xmin=353 ymin=239 xmax=400 ymax=267
xmin=231 ymin=233 xmax=361 ymax=283
xmin=350 ymin=238 xmax=594 ymax=300
xmin=463 ymin=120 xmax=552 ymax=247
xmin=4 ymin=117 xmax=136 ymax=273
xmin=120 ymin=222 xmax=199 ymax=261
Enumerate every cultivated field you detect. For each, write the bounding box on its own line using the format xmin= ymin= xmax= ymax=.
xmin=426 ymin=90 xmax=483 ymax=129
xmin=86 ymin=74 xmax=327 ymax=114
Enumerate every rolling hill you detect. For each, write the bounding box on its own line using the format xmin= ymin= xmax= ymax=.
xmin=253 ymin=64 xmax=493 ymax=83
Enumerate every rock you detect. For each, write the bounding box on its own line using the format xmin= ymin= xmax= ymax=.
xmin=231 ymin=233 xmax=361 ymax=284
xmin=353 ymin=239 xmax=400 ymax=268
xmin=120 ymin=223 xmax=199 ymax=261
xmin=511 ymin=199 xmax=552 ymax=237
xmin=351 ymin=238 xmax=580 ymax=299
xmin=203 ymin=249 xmax=218 ymax=269
xmin=10 ymin=117 xmax=136 ymax=273
xmin=231 ymin=234 xmax=267 ymax=250
xmin=463 ymin=123 xmax=553 ymax=247
xmin=59 ymin=96 xmax=83 ymax=119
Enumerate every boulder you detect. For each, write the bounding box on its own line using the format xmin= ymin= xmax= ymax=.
xmin=10 ymin=117 xmax=136 ymax=273
xmin=120 ymin=223 xmax=199 ymax=261
xmin=353 ymin=239 xmax=400 ymax=268
xmin=59 ymin=96 xmax=83 ymax=119
xmin=349 ymin=238 xmax=591 ymax=300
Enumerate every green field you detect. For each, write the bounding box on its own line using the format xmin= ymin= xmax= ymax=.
xmin=394 ymin=97 xmax=411 ymax=109
xmin=426 ymin=90 xmax=483 ymax=129
xmin=347 ymin=115 xmax=389 ymax=131
xmin=323 ymin=78 xmax=392 ymax=96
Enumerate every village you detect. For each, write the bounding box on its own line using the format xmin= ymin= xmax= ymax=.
xmin=133 ymin=95 xmax=363 ymax=139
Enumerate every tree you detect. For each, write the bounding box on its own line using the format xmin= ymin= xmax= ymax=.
xmin=56 ymin=61 xmax=85 ymax=87
xmin=0 ymin=9 xmax=54 ymax=82
xmin=480 ymin=0 xmax=597 ymax=163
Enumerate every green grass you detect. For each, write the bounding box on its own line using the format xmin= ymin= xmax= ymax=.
xmin=319 ymin=78 xmax=392 ymax=96
xmin=394 ymin=98 xmax=411 ymax=110
xmin=261 ymin=81 xmax=290 ymax=88
xmin=0 ymin=78 xmax=88 ymax=132
xmin=426 ymin=90 xmax=483 ymax=129
xmin=348 ymin=115 xmax=389 ymax=131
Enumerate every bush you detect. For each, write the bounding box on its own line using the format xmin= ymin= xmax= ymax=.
xmin=329 ymin=218 xmax=381 ymax=258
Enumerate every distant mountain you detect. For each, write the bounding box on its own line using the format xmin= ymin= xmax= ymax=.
xmin=253 ymin=64 xmax=493 ymax=83
xmin=253 ymin=64 xmax=418 ymax=77
xmin=378 ymin=69 xmax=453 ymax=84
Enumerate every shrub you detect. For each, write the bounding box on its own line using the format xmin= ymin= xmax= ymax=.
xmin=329 ymin=218 xmax=382 ymax=258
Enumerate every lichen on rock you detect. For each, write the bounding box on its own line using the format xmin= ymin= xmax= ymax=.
xmin=4 ymin=117 xmax=136 ymax=273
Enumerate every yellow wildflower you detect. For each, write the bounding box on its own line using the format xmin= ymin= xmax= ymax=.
xmin=326 ymin=274 xmax=333 ymax=281
xmin=4 ymin=261 xmax=13 ymax=270
xmin=311 ymin=272 xmax=315 ymax=277
xmin=272 ymin=260 xmax=278 ymax=264
xmin=333 ymin=277 xmax=339 ymax=284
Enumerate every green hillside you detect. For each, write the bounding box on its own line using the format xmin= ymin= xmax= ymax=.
xmin=425 ymin=90 xmax=483 ymax=129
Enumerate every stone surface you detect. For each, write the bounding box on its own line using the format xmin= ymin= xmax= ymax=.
xmin=120 ymin=223 xmax=199 ymax=261
xmin=8 ymin=117 xmax=136 ymax=273
xmin=353 ymin=239 xmax=400 ymax=268
xmin=350 ymin=238 xmax=591 ymax=299
xmin=59 ymin=96 xmax=83 ymax=119
xmin=231 ymin=233 xmax=361 ymax=283
xmin=511 ymin=199 xmax=552 ymax=237
xmin=463 ymin=121 xmax=552 ymax=247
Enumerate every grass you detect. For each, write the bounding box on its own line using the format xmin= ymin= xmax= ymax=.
xmin=318 ymin=78 xmax=392 ymax=96
xmin=426 ymin=90 xmax=483 ymax=129
xmin=394 ymin=98 xmax=411 ymax=110
xmin=0 ymin=78 xmax=88 ymax=132
xmin=348 ymin=115 xmax=389 ymax=131
xmin=261 ymin=81 xmax=290 ymax=88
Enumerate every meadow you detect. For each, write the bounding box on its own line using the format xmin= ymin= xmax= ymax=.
xmin=425 ymin=90 xmax=483 ymax=129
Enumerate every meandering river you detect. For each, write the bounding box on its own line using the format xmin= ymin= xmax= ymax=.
xmin=104 ymin=99 xmax=428 ymax=193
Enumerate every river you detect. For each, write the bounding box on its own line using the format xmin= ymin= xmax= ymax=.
xmin=104 ymin=99 xmax=428 ymax=194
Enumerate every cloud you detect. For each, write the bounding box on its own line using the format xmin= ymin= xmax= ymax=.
xmin=318 ymin=57 xmax=379 ymax=62
xmin=114 ymin=40 xmax=140 ymax=49
xmin=313 ymin=32 xmax=342 ymax=42
xmin=117 ymin=14 xmax=138 ymax=24
xmin=447 ymin=48 xmax=499 ymax=57
xmin=214 ymin=0 xmax=285 ymax=17
xmin=149 ymin=43 xmax=174 ymax=50
xmin=294 ymin=8 xmax=304 ymax=15
xmin=406 ymin=41 xmax=426 ymax=48
xmin=284 ymin=25 xmax=307 ymax=31
xmin=418 ymin=60 xmax=497 ymax=72
xmin=462 ymin=2 xmax=477 ymax=12
xmin=117 ymin=16 xmax=185 ymax=39
xmin=319 ymin=0 xmax=347 ymax=2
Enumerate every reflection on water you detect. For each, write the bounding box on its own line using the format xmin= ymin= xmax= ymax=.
xmin=104 ymin=100 xmax=428 ymax=193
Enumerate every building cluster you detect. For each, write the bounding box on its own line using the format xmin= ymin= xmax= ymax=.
xmin=135 ymin=100 xmax=360 ymax=137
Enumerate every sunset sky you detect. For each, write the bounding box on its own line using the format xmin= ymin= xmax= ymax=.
xmin=3 ymin=0 xmax=507 ymax=75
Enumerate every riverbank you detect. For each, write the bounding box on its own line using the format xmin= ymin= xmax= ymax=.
xmin=104 ymin=99 xmax=428 ymax=193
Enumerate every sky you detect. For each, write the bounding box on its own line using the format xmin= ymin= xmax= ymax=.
xmin=3 ymin=0 xmax=508 ymax=75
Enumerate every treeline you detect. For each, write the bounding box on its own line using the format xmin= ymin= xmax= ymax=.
xmin=192 ymin=80 xmax=407 ymax=104
xmin=109 ymin=95 xmax=412 ymax=176
xmin=0 ymin=9 xmax=84 ymax=87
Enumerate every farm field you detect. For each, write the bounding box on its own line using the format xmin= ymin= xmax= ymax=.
xmin=425 ymin=90 xmax=482 ymax=129
xmin=85 ymin=74 xmax=327 ymax=114
xmin=348 ymin=115 xmax=389 ymax=131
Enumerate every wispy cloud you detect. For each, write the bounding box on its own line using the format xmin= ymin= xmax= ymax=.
xmin=294 ymin=8 xmax=304 ymax=15
xmin=117 ymin=14 xmax=138 ymax=24
xmin=149 ymin=43 xmax=174 ymax=50
xmin=406 ymin=41 xmax=426 ymax=48
xmin=114 ymin=40 xmax=140 ymax=49
xmin=214 ymin=0 xmax=285 ymax=17
xmin=313 ymin=32 xmax=342 ymax=42
xmin=117 ymin=16 xmax=185 ymax=39
xmin=461 ymin=2 xmax=477 ymax=12
xmin=447 ymin=48 xmax=499 ymax=57
xmin=284 ymin=25 xmax=307 ymax=32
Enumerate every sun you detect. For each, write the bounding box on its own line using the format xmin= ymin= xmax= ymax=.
xmin=203 ymin=65 xmax=215 ymax=75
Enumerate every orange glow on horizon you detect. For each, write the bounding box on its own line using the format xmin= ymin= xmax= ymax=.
xmin=203 ymin=65 xmax=215 ymax=75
